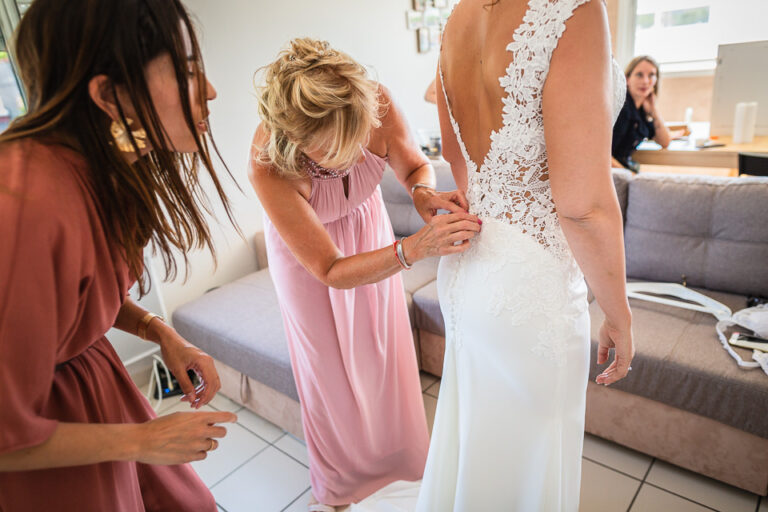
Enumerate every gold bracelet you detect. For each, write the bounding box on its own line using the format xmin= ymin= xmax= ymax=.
xmin=137 ymin=312 xmax=164 ymax=340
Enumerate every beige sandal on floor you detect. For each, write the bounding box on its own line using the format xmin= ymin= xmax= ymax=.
xmin=308 ymin=494 xmax=336 ymax=512
xmin=308 ymin=504 xmax=335 ymax=512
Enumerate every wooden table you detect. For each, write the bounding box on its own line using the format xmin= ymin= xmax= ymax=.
xmin=633 ymin=135 xmax=768 ymax=169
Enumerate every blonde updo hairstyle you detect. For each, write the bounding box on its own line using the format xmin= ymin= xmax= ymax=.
xmin=255 ymin=38 xmax=383 ymax=178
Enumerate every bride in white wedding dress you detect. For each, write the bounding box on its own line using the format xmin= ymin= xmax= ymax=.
xmin=353 ymin=0 xmax=635 ymax=510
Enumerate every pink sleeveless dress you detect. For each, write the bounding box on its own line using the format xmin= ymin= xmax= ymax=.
xmin=263 ymin=149 xmax=429 ymax=505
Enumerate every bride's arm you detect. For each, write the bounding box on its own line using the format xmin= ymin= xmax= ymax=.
xmin=542 ymin=0 xmax=634 ymax=385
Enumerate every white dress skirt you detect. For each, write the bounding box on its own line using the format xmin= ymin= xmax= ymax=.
xmin=352 ymin=218 xmax=591 ymax=511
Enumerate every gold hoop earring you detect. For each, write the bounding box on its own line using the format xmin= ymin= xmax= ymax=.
xmin=110 ymin=118 xmax=148 ymax=153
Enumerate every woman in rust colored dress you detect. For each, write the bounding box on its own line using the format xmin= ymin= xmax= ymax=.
xmin=0 ymin=0 xmax=239 ymax=510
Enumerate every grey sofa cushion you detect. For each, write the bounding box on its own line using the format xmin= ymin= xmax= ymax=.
xmin=589 ymin=288 xmax=768 ymax=439
xmin=625 ymin=175 xmax=768 ymax=297
xmin=381 ymin=161 xmax=458 ymax=237
xmin=172 ymin=269 xmax=298 ymax=401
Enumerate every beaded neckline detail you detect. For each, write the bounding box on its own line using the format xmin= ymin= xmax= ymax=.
xmin=302 ymin=155 xmax=351 ymax=180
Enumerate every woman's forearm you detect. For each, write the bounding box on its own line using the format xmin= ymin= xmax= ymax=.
xmin=559 ymin=204 xmax=632 ymax=328
xmin=652 ymin=110 xmax=672 ymax=148
xmin=0 ymin=422 xmax=140 ymax=472
xmin=402 ymin=163 xmax=435 ymax=197
xmin=321 ymin=210 xmax=477 ymax=289
xmin=324 ymin=240 xmax=414 ymax=289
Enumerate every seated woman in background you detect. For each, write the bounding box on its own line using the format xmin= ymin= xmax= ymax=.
xmin=612 ymin=55 xmax=672 ymax=172
xmin=249 ymin=38 xmax=481 ymax=511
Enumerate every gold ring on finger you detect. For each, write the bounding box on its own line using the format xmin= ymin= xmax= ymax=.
xmin=208 ymin=439 xmax=215 ymax=451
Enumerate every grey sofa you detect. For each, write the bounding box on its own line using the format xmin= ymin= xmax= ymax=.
xmin=173 ymin=161 xmax=768 ymax=495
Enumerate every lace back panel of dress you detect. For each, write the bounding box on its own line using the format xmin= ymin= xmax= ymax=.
xmin=443 ymin=0 xmax=593 ymax=261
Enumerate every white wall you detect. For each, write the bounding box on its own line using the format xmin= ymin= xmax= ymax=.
xmin=153 ymin=0 xmax=442 ymax=318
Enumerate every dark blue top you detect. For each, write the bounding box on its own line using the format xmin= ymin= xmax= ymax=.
xmin=612 ymin=91 xmax=655 ymax=171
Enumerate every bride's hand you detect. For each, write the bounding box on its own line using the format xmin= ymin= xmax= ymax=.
xmin=595 ymin=319 xmax=635 ymax=385
xmin=413 ymin=187 xmax=470 ymax=223
xmin=401 ymin=211 xmax=481 ymax=262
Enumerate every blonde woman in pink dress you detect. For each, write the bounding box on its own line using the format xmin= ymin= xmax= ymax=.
xmin=248 ymin=38 xmax=482 ymax=511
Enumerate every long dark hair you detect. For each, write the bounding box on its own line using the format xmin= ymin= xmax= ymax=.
xmin=0 ymin=0 xmax=237 ymax=295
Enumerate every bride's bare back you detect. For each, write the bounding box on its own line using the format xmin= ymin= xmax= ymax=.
xmin=439 ymin=0 xmax=532 ymax=180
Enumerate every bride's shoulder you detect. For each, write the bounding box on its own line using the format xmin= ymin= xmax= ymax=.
xmin=554 ymin=0 xmax=610 ymax=38
xmin=555 ymin=0 xmax=608 ymax=23
xmin=526 ymin=0 xmax=607 ymax=24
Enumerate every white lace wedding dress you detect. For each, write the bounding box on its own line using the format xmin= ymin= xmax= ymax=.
xmin=352 ymin=0 xmax=626 ymax=510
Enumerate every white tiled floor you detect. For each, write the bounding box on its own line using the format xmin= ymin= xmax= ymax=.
xmin=212 ymin=446 xmax=311 ymax=512
xmin=424 ymin=379 xmax=440 ymax=399
xmin=275 ymin=434 xmax=310 ymax=467
xmin=158 ymin=374 xmax=764 ymax=512
xmin=195 ymin=421 xmax=269 ymax=487
xmin=237 ymin=407 xmax=285 ymax=443
xmin=582 ymin=433 xmax=653 ymax=480
xmin=579 ymin=459 xmax=641 ymax=512
xmin=208 ymin=393 xmax=245 ymax=413
xmin=422 ymin=393 xmax=438 ymax=436
xmin=645 ymin=460 xmax=759 ymax=512
xmin=630 ymin=485 xmax=713 ymax=512
xmin=419 ymin=372 xmax=437 ymax=391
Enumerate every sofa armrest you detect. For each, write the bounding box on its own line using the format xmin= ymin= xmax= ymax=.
xmin=253 ymin=231 xmax=269 ymax=270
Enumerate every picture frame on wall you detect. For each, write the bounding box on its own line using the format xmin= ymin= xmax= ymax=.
xmin=424 ymin=7 xmax=441 ymax=27
xmin=440 ymin=8 xmax=452 ymax=26
xmin=412 ymin=0 xmax=428 ymax=11
xmin=429 ymin=26 xmax=442 ymax=48
xmin=417 ymin=27 xmax=430 ymax=53
xmin=406 ymin=10 xmax=424 ymax=30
